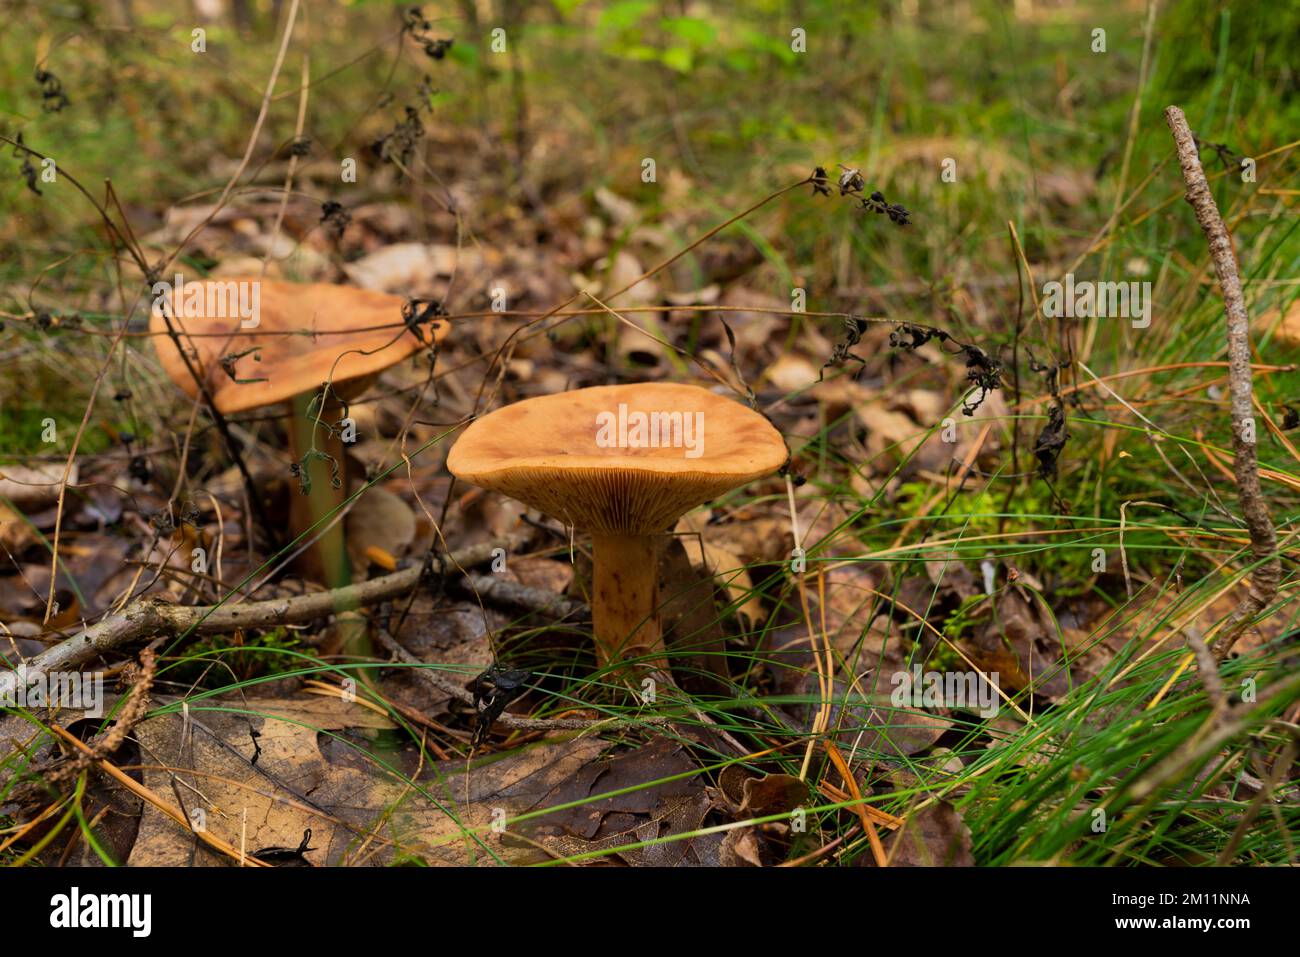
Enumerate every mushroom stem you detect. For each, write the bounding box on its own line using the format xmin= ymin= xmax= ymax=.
xmin=286 ymin=391 xmax=372 ymax=665
xmin=591 ymin=533 xmax=667 ymax=666
xmin=287 ymin=391 xmax=352 ymax=590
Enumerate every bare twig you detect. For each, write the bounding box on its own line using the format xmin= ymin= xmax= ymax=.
xmin=458 ymin=573 xmax=588 ymax=621
xmin=1164 ymin=105 xmax=1281 ymax=657
xmin=0 ymin=537 xmax=524 ymax=698
xmin=1128 ymin=669 xmax=1300 ymax=803
xmin=1216 ymin=739 xmax=1298 ymax=865
xmin=1184 ymin=626 xmax=1226 ymax=714
xmin=41 ymin=640 xmax=161 ymax=787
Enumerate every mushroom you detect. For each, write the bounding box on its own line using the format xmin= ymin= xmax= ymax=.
xmin=150 ymin=277 xmax=446 ymax=592
xmin=446 ymin=382 xmax=787 ymax=666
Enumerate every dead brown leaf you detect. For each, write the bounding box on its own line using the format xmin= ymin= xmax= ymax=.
xmin=884 ymin=801 xmax=974 ymax=866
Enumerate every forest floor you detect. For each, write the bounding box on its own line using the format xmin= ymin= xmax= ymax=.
xmin=1 ymin=0 xmax=1297 ymax=867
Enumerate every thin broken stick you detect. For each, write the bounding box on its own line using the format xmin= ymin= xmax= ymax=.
xmin=1164 ymin=105 xmax=1281 ymax=657
xmin=0 ymin=536 xmax=526 ymax=698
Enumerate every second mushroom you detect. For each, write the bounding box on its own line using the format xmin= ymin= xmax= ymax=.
xmin=151 ymin=276 xmax=446 ymax=597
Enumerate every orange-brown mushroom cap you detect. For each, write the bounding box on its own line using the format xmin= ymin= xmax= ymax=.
xmin=150 ymin=278 xmax=445 ymax=414
xmin=446 ymin=383 xmax=788 ymax=536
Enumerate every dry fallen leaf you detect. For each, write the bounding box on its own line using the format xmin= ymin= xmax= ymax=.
xmin=128 ymin=693 xmax=634 ymax=866
xmin=383 ymin=598 xmax=501 ymax=714
xmin=345 ymin=484 xmax=417 ymax=574
xmin=1260 ymin=298 xmax=1300 ymax=348
xmin=884 ymin=801 xmax=974 ymax=866
xmin=961 ymin=585 xmax=1072 ymax=700
xmin=528 ymin=737 xmax=720 ymax=866
xmin=0 ymin=502 xmax=36 ymax=551
xmin=673 ymin=535 xmax=763 ymax=625
xmin=678 ymin=512 xmax=793 ymax=567
xmin=0 ymin=462 xmax=77 ymax=510
xmin=764 ymin=354 xmax=821 ymax=394
xmin=658 ymin=538 xmax=730 ymax=690
xmin=343 ymin=242 xmax=481 ymax=293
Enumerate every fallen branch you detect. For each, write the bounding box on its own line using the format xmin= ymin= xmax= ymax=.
xmin=0 ymin=536 xmax=526 ymax=697
xmin=1164 ymin=105 xmax=1281 ymax=656
xmin=457 ymin=573 xmax=588 ymax=621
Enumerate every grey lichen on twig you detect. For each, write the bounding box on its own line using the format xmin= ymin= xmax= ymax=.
xmin=1164 ymin=105 xmax=1281 ymax=658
